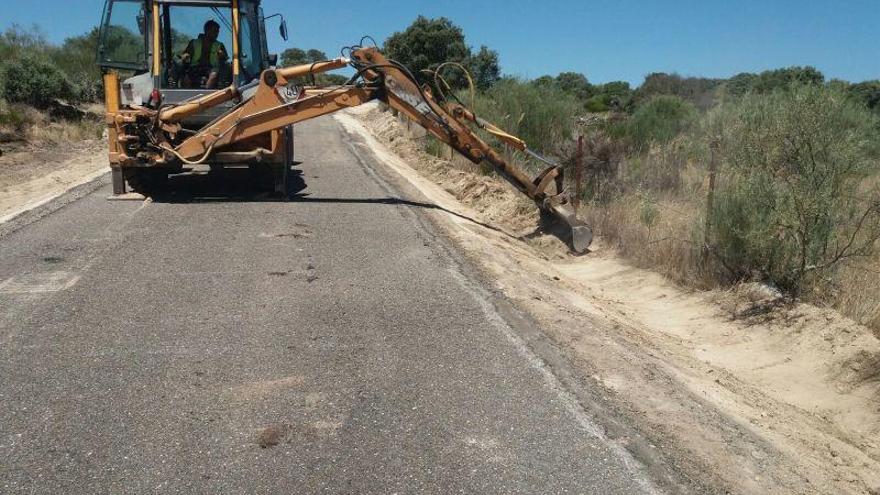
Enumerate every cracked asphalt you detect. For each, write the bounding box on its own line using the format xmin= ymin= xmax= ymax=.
xmin=0 ymin=117 xmax=657 ymax=494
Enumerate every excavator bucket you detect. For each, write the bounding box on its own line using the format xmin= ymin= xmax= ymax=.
xmin=531 ymin=165 xmax=593 ymax=253
xmin=546 ymin=202 xmax=593 ymax=254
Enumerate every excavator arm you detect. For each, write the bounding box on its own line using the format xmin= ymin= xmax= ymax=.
xmin=107 ymin=47 xmax=592 ymax=252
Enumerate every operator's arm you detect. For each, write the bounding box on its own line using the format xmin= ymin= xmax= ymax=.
xmin=180 ymin=40 xmax=194 ymax=62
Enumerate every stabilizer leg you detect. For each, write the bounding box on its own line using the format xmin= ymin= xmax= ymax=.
xmin=111 ymin=168 xmax=126 ymax=195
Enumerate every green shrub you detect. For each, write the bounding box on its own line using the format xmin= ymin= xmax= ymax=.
xmin=584 ymin=95 xmax=610 ymax=113
xmin=470 ymin=77 xmax=581 ymax=156
xmin=617 ymin=95 xmax=696 ymax=151
xmin=708 ymin=85 xmax=880 ymax=293
xmin=634 ymin=72 xmax=722 ymax=109
xmin=1 ymin=55 xmax=74 ymax=109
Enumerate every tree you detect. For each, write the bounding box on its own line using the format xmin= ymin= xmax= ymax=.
xmin=584 ymin=81 xmax=632 ymax=112
xmin=530 ymin=75 xmax=556 ymax=88
xmin=280 ymin=48 xmax=308 ymax=66
xmin=0 ymin=24 xmax=50 ymax=61
xmin=384 ymin=16 xmax=500 ymax=91
xmin=635 ymin=72 xmax=722 ymax=110
xmin=751 ymin=66 xmax=824 ymax=93
xmin=847 ymin=80 xmax=880 ymax=111
xmin=555 ymin=72 xmax=593 ymax=100
xmin=466 ymin=45 xmax=500 ymax=90
xmin=306 ymin=49 xmax=327 ymax=63
xmin=384 ymin=17 xmax=469 ymax=82
xmin=725 ymin=72 xmax=758 ymax=97
xmin=725 ymin=66 xmax=825 ymax=98
xmin=280 ymin=47 xmax=330 ymax=67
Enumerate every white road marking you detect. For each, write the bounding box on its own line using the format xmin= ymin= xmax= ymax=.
xmin=0 ymin=271 xmax=82 ymax=294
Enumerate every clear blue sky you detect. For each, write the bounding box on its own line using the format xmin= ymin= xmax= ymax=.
xmin=3 ymin=0 xmax=878 ymax=85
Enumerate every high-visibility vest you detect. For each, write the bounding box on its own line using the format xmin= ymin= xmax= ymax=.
xmin=192 ymin=36 xmax=221 ymax=68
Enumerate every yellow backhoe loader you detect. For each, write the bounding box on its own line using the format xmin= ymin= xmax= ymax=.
xmin=97 ymin=0 xmax=592 ymax=252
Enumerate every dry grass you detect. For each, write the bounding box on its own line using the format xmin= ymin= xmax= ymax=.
xmin=581 ymin=193 xmax=709 ymax=287
xmin=575 ymin=143 xmax=880 ymax=334
xmin=27 ymin=118 xmax=103 ymax=145
xmin=833 ymin=262 xmax=880 ymax=333
xmin=0 ymin=100 xmax=102 ymax=147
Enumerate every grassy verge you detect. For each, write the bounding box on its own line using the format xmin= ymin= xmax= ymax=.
xmin=0 ymin=99 xmax=103 ymax=148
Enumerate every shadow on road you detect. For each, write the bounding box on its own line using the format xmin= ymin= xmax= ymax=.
xmin=151 ymin=164 xmax=307 ymax=203
xmin=149 ymin=165 xmax=515 ymax=239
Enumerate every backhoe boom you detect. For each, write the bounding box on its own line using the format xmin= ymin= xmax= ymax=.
xmin=104 ymin=47 xmax=592 ymax=252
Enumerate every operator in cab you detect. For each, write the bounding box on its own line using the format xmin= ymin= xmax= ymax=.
xmin=179 ymin=20 xmax=229 ymax=89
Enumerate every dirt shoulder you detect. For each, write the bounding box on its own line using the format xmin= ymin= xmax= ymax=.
xmin=337 ymin=104 xmax=880 ymax=495
xmin=0 ymin=137 xmax=108 ymax=222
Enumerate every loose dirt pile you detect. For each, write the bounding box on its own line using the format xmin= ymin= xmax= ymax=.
xmin=338 ymin=104 xmax=880 ymax=495
xmin=0 ymin=136 xmax=107 ymax=221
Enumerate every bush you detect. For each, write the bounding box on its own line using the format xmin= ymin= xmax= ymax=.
xmin=847 ymin=80 xmax=880 ymax=112
xmin=724 ymin=66 xmax=825 ymax=98
xmin=584 ymin=95 xmax=610 ymax=113
xmin=1 ymin=55 xmax=74 ymax=109
xmin=634 ymin=72 xmax=722 ymax=110
xmin=617 ymin=95 xmax=696 ymax=151
xmin=708 ymin=85 xmax=880 ymax=294
xmin=469 ymin=77 xmax=582 ymax=157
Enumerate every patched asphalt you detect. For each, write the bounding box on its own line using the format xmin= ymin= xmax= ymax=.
xmin=0 ymin=117 xmax=657 ymax=494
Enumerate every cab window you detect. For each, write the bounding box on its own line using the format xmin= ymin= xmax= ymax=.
xmin=238 ymin=7 xmax=263 ymax=82
xmin=97 ymin=0 xmax=148 ymax=70
xmin=160 ymin=6 xmax=235 ymax=89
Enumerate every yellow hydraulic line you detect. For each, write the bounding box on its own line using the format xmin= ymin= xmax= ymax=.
xmin=231 ymin=0 xmax=240 ymax=78
xmin=277 ymin=58 xmax=349 ymax=79
xmin=451 ymin=104 xmax=527 ymax=150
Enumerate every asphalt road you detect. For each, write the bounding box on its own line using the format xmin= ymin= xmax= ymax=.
xmin=0 ymin=117 xmax=657 ymax=494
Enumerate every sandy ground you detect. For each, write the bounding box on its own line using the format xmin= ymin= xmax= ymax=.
xmin=0 ymin=138 xmax=108 ymax=222
xmin=338 ymin=104 xmax=880 ymax=494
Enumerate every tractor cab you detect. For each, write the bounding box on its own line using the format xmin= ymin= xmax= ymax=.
xmin=97 ymin=0 xmax=287 ymax=126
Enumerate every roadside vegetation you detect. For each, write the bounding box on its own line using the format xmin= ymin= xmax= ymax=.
xmin=0 ymin=25 xmax=103 ymax=149
xmin=385 ymin=17 xmax=880 ymax=332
